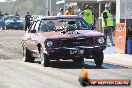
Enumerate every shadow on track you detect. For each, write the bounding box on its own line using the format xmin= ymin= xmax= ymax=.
xmin=34 ymin=60 xmax=129 ymax=69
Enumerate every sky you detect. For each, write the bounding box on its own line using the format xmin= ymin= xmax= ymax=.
xmin=0 ymin=0 xmax=16 ymax=2
xmin=0 ymin=0 xmax=5 ymax=2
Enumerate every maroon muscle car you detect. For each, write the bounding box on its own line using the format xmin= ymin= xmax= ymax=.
xmin=21 ymin=15 xmax=107 ymax=67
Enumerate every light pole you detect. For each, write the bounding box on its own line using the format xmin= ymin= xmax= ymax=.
xmin=109 ymin=0 xmax=111 ymax=11
xmin=49 ymin=0 xmax=51 ymax=15
xmin=44 ymin=0 xmax=48 ymax=16
xmin=97 ymin=0 xmax=103 ymax=32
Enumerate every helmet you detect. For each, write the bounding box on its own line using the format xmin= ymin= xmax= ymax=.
xmin=67 ymin=5 xmax=72 ymax=9
xmin=60 ymin=8 xmax=63 ymax=11
xmin=105 ymin=3 xmax=110 ymax=8
xmin=85 ymin=4 xmax=92 ymax=9
xmin=85 ymin=4 xmax=89 ymax=9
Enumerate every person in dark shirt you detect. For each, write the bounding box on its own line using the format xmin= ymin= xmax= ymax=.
xmin=25 ymin=12 xmax=32 ymax=31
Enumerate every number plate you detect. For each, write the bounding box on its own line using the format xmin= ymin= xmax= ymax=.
xmin=70 ymin=49 xmax=84 ymax=54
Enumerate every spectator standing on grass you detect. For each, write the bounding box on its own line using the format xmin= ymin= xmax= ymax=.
xmin=102 ymin=3 xmax=114 ymax=46
xmin=25 ymin=12 xmax=32 ymax=31
xmin=79 ymin=4 xmax=95 ymax=30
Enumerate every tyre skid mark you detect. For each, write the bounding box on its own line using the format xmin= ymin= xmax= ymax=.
xmin=0 ymin=60 xmax=80 ymax=88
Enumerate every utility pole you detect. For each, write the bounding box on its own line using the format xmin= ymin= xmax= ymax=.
xmin=49 ymin=0 xmax=51 ymax=15
xmin=44 ymin=0 xmax=52 ymax=16
xmin=97 ymin=0 xmax=103 ymax=32
xmin=44 ymin=0 xmax=48 ymax=16
xmin=109 ymin=0 xmax=111 ymax=11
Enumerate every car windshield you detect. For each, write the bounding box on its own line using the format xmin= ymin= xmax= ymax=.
xmin=39 ymin=18 xmax=91 ymax=32
xmin=5 ymin=16 xmax=20 ymax=20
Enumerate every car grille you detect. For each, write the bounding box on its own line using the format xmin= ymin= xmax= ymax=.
xmin=58 ymin=38 xmax=93 ymax=47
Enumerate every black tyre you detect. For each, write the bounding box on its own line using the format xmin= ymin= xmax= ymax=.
xmin=5 ymin=26 xmax=8 ymax=30
xmin=40 ymin=50 xmax=50 ymax=67
xmin=23 ymin=47 xmax=35 ymax=63
xmin=94 ymin=51 xmax=104 ymax=67
xmin=14 ymin=28 xmax=18 ymax=30
xmin=2 ymin=27 xmax=5 ymax=30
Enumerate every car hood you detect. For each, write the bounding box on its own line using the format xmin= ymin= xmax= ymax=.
xmin=38 ymin=30 xmax=104 ymax=40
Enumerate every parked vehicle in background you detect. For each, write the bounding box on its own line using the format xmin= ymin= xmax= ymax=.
xmin=0 ymin=17 xmax=5 ymax=30
xmin=5 ymin=16 xmax=24 ymax=30
xmin=21 ymin=15 xmax=107 ymax=67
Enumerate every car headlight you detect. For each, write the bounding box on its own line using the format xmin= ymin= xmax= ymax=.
xmin=97 ymin=37 xmax=105 ymax=44
xmin=46 ymin=41 xmax=53 ymax=47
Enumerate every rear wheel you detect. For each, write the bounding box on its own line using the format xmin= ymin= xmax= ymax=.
xmin=94 ymin=51 xmax=104 ymax=67
xmin=23 ymin=47 xmax=35 ymax=63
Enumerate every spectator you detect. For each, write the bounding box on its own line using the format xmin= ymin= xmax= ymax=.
xmin=25 ymin=12 xmax=32 ymax=31
xmin=48 ymin=11 xmax=51 ymax=16
xmin=4 ymin=12 xmax=9 ymax=18
xmin=57 ymin=8 xmax=64 ymax=16
xmin=64 ymin=5 xmax=73 ymax=15
xmin=102 ymin=3 xmax=114 ymax=46
xmin=79 ymin=4 xmax=95 ymax=30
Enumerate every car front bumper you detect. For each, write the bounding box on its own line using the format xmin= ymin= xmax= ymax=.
xmin=46 ymin=46 xmax=106 ymax=59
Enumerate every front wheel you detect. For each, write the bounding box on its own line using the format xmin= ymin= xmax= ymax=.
xmin=40 ymin=50 xmax=50 ymax=67
xmin=94 ymin=51 xmax=104 ymax=67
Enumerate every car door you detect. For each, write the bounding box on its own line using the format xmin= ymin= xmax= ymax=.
xmin=23 ymin=21 xmax=37 ymax=50
xmin=29 ymin=21 xmax=40 ymax=52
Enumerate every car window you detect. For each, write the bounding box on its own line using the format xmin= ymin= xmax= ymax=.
xmin=38 ymin=18 xmax=91 ymax=32
xmin=5 ymin=16 xmax=20 ymax=20
xmin=39 ymin=21 xmax=49 ymax=32
xmin=47 ymin=21 xmax=55 ymax=31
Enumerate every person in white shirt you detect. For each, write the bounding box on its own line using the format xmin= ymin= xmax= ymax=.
xmin=57 ymin=8 xmax=64 ymax=16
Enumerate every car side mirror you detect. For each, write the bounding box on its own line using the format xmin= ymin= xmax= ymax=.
xmin=31 ymin=30 xmax=36 ymax=33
